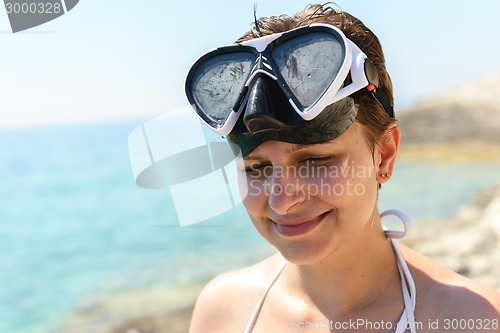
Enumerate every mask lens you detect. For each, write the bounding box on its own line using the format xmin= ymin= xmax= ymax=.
xmin=271 ymin=31 xmax=345 ymax=109
xmin=190 ymin=51 xmax=255 ymax=128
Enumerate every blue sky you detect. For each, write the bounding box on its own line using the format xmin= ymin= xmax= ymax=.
xmin=1 ymin=0 xmax=499 ymax=128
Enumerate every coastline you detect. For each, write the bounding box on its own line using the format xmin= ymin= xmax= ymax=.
xmin=401 ymin=184 xmax=500 ymax=290
xmin=57 ymin=281 xmax=203 ymax=333
xmin=397 ymin=142 xmax=500 ymax=291
xmin=111 ymin=305 xmax=194 ymax=333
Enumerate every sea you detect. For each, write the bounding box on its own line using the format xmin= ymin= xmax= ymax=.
xmin=1 ymin=120 xmax=500 ymax=333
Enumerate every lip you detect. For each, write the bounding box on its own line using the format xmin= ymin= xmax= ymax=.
xmin=272 ymin=211 xmax=329 ymax=237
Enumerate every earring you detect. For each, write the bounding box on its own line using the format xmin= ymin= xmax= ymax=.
xmin=380 ymin=173 xmax=390 ymax=178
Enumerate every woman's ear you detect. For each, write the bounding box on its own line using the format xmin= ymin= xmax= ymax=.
xmin=376 ymin=123 xmax=400 ymax=184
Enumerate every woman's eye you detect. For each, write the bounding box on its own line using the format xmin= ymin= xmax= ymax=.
xmin=244 ymin=164 xmax=270 ymax=173
xmin=302 ymin=156 xmax=332 ymax=164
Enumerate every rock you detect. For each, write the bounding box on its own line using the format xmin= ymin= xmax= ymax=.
xmin=397 ymin=75 xmax=500 ymax=145
xmin=482 ymin=196 xmax=500 ymax=238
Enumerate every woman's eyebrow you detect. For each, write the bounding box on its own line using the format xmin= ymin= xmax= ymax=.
xmin=285 ymin=144 xmax=316 ymax=154
xmin=285 ymin=142 xmax=333 ymax=154
xmin=243 ymin=143 xmax=333 ymax=160
xmin=243 ymin=155 xmax=264 ymax=161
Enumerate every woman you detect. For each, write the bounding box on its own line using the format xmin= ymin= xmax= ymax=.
xmin=185 ymin=4 xmax=500 ymax=332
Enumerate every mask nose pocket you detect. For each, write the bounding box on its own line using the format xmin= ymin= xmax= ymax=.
xmin=243 ymin=76 xmax=301 ymax=134
xmin=245 ymin=117 xmax=283 ymax=134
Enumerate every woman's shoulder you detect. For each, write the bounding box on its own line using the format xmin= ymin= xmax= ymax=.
xmin=399 ymin=243 xmax=500 ymax=321
xmin=189 ymin=253 xmax=285 ymax=333
xmin=195 ymin=253 xmax=285 ymax=300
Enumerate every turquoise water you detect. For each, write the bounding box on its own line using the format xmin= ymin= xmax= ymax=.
xmin=1 ymin=121 xmax=499 ymax=333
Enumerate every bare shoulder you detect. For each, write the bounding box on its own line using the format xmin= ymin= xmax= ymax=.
xmin=398 ymin=243 xmax=500 ymax=321
xmin=189 ymin=253 xmax=285 ymax=333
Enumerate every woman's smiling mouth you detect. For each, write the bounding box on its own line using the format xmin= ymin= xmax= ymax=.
xmin=272 ymin=211 xmax=330 ymax=237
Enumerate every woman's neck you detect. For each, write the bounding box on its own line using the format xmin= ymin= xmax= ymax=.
xmin=281 ymin=216 xmax=402 ymax=318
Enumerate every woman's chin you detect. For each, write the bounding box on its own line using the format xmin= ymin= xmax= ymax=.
xmin=274 ymin=240 xmax=332 ymax=266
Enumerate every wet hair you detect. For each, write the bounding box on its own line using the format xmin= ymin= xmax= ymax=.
xmin=235 ymin=3 xmax=397 ymax=153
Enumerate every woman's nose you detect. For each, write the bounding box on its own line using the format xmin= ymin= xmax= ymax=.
xmin=267 ymin=170 xmax=306 ymax=215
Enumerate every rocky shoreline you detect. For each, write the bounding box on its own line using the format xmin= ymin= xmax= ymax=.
xmin=111 ymin=305 xmax=194 ymax=333
xmin=402 ymin=184 xmax=500 ymax=290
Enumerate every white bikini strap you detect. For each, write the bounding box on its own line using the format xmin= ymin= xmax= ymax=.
xmin=381 ymin=209 xmax=413 ymax=239
xmin=392 ymin=238 xmax=417 ymax=333
xmin=382 ymin=209 xmax=417 ymax=333
xmin=244 ymin=260 xmax=287 ymax=333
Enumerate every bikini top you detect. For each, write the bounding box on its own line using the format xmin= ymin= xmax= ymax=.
xmin=244 ymin=209 xmax=417 ymax=333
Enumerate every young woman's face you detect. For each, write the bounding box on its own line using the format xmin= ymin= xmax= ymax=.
xmin=239 ymin=123 xmax=381 ymax=264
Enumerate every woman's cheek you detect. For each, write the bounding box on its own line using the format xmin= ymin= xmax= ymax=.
xmin=303 ymin=161 xmax=351 ymax=201
xmin=240 ymin=173 xmax=267 ymax=213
